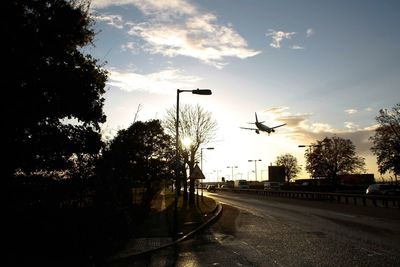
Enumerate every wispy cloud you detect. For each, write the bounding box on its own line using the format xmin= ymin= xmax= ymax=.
xmin=266 ymin=28 xmax=314 ymax=49
xmin=262 ymin=106 xmax=375 ymax=154
xmin=92 ymin=13 xmax=124 ymax=29
xmin=345 ymin=108 xmax=358 ymax=114
xmin=266 ymin=30 xmax=296 ymax=48
xmin=91 ymin=0 xmax=260 ymax=68
xmin=291 ymin=45 xmax=304 ymax=50
xmin=344 ymin=121 xmax=359 ymax=129
xmin=120 ymin=42 xmax=140 ymax=53
xmin=107 ymin=68 xmax=202 ymax=94
xmin=306 ymin=28 xmax=314 ymax=38
xmin=125 ymin=0 xmax=196 ymax=19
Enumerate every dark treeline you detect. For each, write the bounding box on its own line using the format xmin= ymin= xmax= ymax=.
xmin=4 ymin=1 xmax=174 ymax=266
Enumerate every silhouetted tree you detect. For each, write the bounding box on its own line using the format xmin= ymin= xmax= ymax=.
xmin=370 ymin=103 xmax=400 ymax=182
xmin=163 ymin=104 xmax=217 ymax=206
xmin=305 ymin=136 xmax=365 ymax=187
xmin=4 ymin=0 xmax=107 ymax=180
xmin=99 ymin=120 xmax=174 ymax=208
xmin=3 ymin=2 xmax=113 ymax=265
xmin=275 ymin=154 xmax=301 ymax=183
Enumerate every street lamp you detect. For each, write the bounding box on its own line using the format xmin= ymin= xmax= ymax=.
xmin=298 ymin=144 xmax=322 ymax=178
xmin=248 ymin=159 xmax=262 ymax=181
xmin=214 ymin=169 xmax=222 ymax=182
xmin=175 ymin=88 xmax=212 ymax=211
xmin=200 ymin=147 xmax=214 ymax=198
xmin=201 ymin=147 xmax=214 ymax=171
xmin=227 ymin=165 xmax=238 ymax=180
xmin=261 ymin=169 xmax=267 ymax=180
xmin=298 ymin=144 xmax=322 ymax=153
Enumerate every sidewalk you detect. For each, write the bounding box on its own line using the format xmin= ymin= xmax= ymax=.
xmin=109 ymin=189 xmax=220 ymax=262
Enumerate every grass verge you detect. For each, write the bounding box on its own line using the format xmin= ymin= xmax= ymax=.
xmin=133 ymin=189 xmax=217 ymax=239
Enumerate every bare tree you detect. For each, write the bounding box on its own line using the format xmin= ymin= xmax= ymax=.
xmin=275 ymin=154 xmax=301 ymax=183
xmin=370 ymin=103 xmax=400 ymax=181
xmin=305 ymin=136 xmax=365 ymax=187
xmin=164 ymin=104 xmax=217 ymax=205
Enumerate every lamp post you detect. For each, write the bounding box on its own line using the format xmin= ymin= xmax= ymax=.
xmin=201 ymin=147 xmax=214 ymax=171
xmin=298 ymin=144 xmax=322 ymax=178
xmin=174 ymin=89 xmax=211 ymax=215
xmin=227 ymin=165 xmax=238 ymax=180
xmin=261 ymin=169 xmax=267 ymax=180
xmin=298 ymin=144 xmax=322 ymax=153
xmin=248 ymin=159 xmax=262 ymax=181
xmin=214 ymin=169 xmax=222 ymax=182
xmin=200 ymin=147 xmax=214 ymax=198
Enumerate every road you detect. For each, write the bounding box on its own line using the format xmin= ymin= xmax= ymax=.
xmin=113 ymin=190 xmax=400 ymax=267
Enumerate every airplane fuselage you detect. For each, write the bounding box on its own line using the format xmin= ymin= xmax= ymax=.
xmin=240 ymin=112 xmax=285 ymax=135
xmin=256 ymin=122 xmax=273 ymax=134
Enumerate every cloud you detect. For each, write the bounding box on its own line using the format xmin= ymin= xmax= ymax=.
xmin=344 ymin=122 xmax=359 ymax=129
xmin=107 ymin=68 xmax=202 ymax=94
xmin=120 ymin=42 xmax=140 ymax=53
xmin=306 ymin=28 xmax=314 ymax=37
xmin=92 ymin=13 xmax=124 ymax=29
xmin=126 ymin=0 xmax=196 ymax=19
xmin=345 ymin=109 xmax=358 ymax=114
xmin=266 ymin=30 xmax=296 ymax=48
xmin=291 ymin=45 xmax=304 ymax=50
xmin=262 ymin=106 xmax=375 ymax=154
xmin=92 ymin=0 xmax=196 ymax=18
xmin=91 ymin=0 xmax=260 ymax=68
xmin=264 ymin=106 xmax=290 ymax=115
xmin=91 ymin=0 xmax=131 ymax=9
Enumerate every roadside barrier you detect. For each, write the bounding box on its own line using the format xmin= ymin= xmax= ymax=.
xmin=219 ymin=188 xmax=400 ymax=209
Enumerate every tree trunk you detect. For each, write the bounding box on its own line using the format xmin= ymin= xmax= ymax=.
xmin=189 ymin=178 xmax=195 ymax=206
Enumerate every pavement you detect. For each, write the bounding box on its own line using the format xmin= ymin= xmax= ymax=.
xmin=108 ymin=189 xmax=222 ymax=264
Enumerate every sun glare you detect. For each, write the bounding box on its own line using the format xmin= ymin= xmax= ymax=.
xmin=182 ymin=136 xmax=192 ymax=148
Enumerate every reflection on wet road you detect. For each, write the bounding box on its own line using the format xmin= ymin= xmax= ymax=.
xmin=114 ymin=191 xmax=400 ymax=266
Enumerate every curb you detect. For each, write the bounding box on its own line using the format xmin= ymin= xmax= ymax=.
xmin=109 ymin=201 xmax=223 ymax=262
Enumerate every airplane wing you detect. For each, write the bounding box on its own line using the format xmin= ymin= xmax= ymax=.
xmin=240 ymin=127 xmax=258 ymax=131
xmin=271 ymin=123 xmax=286 ymax=129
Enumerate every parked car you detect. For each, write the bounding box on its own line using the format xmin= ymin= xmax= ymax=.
xmin=207 ymin=185 xmax=216 ymax=192
xmin=234 ymin=179 xmax=249 ymax=189
xmin=264 ymin=181 xmax=282 ymax=190
xmin=366 ymin=183 xmax=400 ymax=196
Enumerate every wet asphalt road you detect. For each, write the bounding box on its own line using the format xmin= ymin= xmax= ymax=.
xmin=113 ymin=190 xmax=400 ymax=267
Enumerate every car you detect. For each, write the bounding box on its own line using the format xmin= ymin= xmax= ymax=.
xmin=366 ymin=183 xmax=400 ymax=196
xmin=207 ymin=185 xmax=216 ymax=192
xmin=264 ymin=181 xmax=281 ymax=190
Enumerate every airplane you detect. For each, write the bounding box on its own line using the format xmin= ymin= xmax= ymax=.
xmin=240 ymin=112 xmax=286 ymax=135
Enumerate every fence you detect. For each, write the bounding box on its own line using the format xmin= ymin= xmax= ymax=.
xmin=220 ymin=188 xmax=400 ymax=208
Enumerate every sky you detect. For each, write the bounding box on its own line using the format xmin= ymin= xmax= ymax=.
xmin=88 ymin=0 xmax=400 ymax=182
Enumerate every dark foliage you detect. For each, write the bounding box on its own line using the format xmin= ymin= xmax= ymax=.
xmin=97 ymin=120 xmax=175 ymax=209
xmin=305 ymin=136 xmax=365 ymax=187
xmin=370 ymin=103 xmax=400 ymax=177
xmin=4 ymin=0 xmax=107 ymax=179
xmin=2 ymin=1 xmax=122 ymax=265
xmin=275 ymin=153 xmax=301 ymax=183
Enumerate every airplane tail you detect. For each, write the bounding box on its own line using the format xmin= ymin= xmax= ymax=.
xmin=255 ymin=112 xmax=259 ymax=123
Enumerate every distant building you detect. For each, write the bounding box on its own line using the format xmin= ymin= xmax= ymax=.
xmin=338 ymin=174 xmax=374 ymax=185
xmin=268 ymin=166 xmax=285 ymax=183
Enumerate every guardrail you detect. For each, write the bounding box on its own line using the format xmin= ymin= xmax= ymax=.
xmin=219 ymin=188 xmax=400 ymax=209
